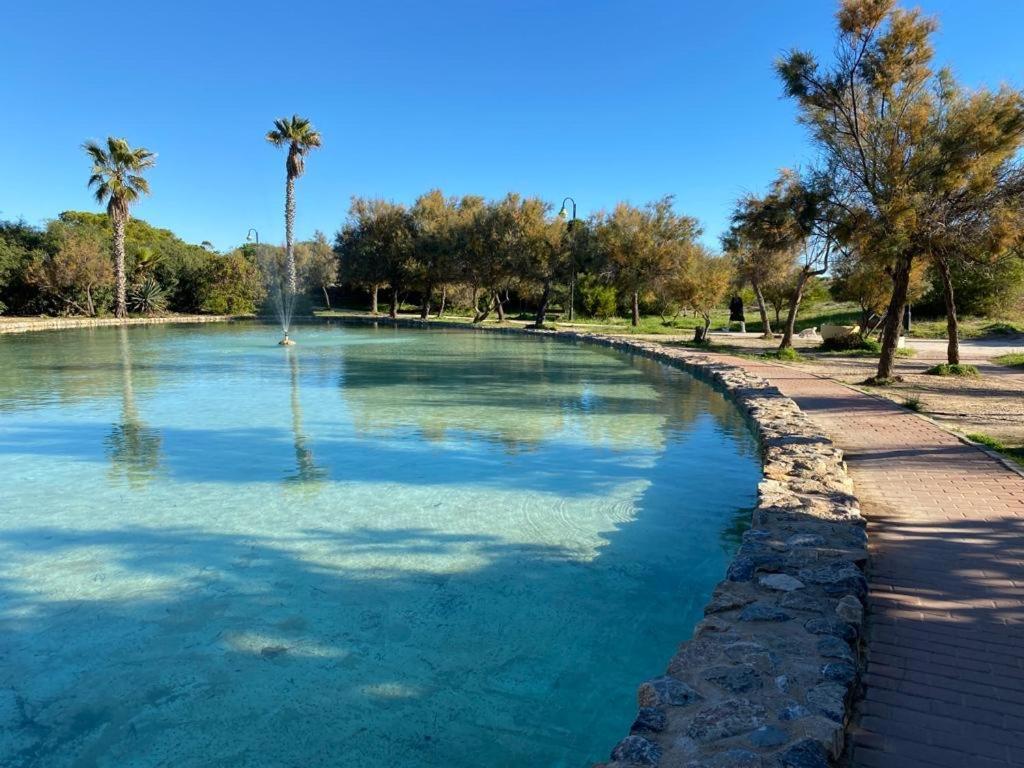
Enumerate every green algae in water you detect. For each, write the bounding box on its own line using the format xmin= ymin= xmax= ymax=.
xmin=0 ymin=323 xmax=760 ymax=767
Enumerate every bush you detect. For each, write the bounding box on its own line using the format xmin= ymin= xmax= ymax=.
xmin=577 ymin=274 xmax=617 ymax=319
xmin=967 ymin=433 xmax=1024 ymax=467
xmin=764 ymin=347 xmax=803 ymax=362
xmin=925 ymin=363 xmax=979 ymax=377
xmin=198 ymin=253 xmax=266 ymax=315
xmin=994 ymin=353 xmax=1024 ymax=369
xmin=902 ymin=395 xmax=924 ymax=412
xmin=821 ymin=335 xmax=880 ymax=352
xmin=128 ymin=277 xmax=167 ymax=315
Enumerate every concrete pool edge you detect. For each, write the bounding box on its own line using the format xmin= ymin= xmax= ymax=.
xmin=0 ymin=314 xmax=237 ymax=334
xmin=333 ymin=316 xmax=866 ymax=767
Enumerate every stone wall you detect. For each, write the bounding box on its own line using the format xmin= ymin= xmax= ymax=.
xmin=580 ymin=337 xmax=865 ymax=768
xmin=0 ymin=314 xmax=235 ymax=334
xmin=334 ymin=317 xmax=867 ymax=768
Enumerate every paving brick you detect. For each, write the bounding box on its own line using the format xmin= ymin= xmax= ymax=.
xmin=721 ymin=355 xmax=1024 ymax=768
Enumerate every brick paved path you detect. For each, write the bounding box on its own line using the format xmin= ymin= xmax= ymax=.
xmin=721 ymin=356 xmax=1024 ymax=768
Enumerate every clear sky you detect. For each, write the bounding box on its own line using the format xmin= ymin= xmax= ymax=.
xmin=3 ymin=1 xmax=1022 ymax=251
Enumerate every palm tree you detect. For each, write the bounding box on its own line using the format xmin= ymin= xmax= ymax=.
xmin=266 ymin=115 xmax=322 ymax=295
xmin=84 ymin=137 xmax=156 ymax=318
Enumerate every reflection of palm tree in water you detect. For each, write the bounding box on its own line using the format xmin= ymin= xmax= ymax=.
xmin=286 ymin=349 xmax=326 ymax=484
xmin=105 ymin=327 xmax=162 ymax=482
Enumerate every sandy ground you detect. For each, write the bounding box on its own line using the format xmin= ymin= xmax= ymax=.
xmin=696 ymin=332 xmax=1024 ymax=446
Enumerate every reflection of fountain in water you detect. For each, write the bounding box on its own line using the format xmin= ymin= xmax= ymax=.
xmin=285 ymin=348 xmax=326 ymax=483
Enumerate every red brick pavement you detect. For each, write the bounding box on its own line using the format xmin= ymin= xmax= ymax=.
xmin=720 ymin=356 xmax=1024 ymax=768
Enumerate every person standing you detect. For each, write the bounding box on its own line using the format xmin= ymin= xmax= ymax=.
xmin=729 ymin=295 xmax=746 ymax=333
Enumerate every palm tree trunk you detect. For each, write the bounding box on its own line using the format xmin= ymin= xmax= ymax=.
xmin=112 ymin=211 xmax=128 ymax=318
xmin=751 ymin=279 xmax=771 ymax=338
xmin=937 ymin=257 xmax=960 ymax=365
xmin=285 ymin=174 xmax=297 ymax=295
xmin=876 ymin=254 xmax=913 ymax=381
xmin=631 ymin=290 xmax=640 ymax=327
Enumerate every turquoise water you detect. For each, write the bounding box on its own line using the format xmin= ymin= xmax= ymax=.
xmin=0 ymin=322 xmax=760 ymax=768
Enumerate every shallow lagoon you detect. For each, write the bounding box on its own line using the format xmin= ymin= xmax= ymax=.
xmin=0 ymin=322 xmax=760 ymax=767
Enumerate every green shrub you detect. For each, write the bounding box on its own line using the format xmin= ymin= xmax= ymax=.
xmin=925 ymin=363 xmax=979 ymax=377
xmin=967 ymin=433 xmax=1024 ymax=467
xmin=198 ymin=253 xmax=266 ymax=315
xmin=128 ymin=277 xmax=167 ymax=315
xmin=983 ymin=322 xmax=1024 ymax=336
xmin=902 ymin=395 xmax=924 ymax=412
xmin=994 ymin=353 xmax=1024 ymax=369
xmin=821 ymin=335 xmax=879 ymax=353
xmin=577 ymin=275 xmax=617 ymax=319
xmin=764 ymin=347 xmax=803 ymax=362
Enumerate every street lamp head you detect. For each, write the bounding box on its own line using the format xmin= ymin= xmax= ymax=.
xmin=557 ymin=206 xmax=568 ymax=220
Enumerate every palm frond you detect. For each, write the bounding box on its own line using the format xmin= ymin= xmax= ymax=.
xmin=128 ymin=175 xmax=151 ymax=195
xmin=84 ymin=136 xmax=155 ymax=209
xmin=93 ymin=182 xmax=110 ymax=204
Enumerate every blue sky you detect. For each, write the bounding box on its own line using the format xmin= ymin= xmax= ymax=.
xmin=3 ymin=1 xmax=1022 ymax=250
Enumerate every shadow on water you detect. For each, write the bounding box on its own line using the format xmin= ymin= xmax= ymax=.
xmin=0 ymin=489 xmax=753 ymax=766
xmin=0 ymin=323 xmax=761 ymax=767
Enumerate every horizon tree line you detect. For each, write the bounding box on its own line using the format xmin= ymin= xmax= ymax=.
xmin=334 ymin=190 xmax=733 ymax=331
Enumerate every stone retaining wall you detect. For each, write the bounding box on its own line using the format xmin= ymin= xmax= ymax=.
xmin=0 ymin=314 xmax=234 ymax=334
xmin=334 ymin=317 xmax=866 ymax=768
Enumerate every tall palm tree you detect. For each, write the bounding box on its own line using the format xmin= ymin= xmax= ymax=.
xmin=266 ymin=115 xmax=322 ymax=294
xmin=84 ymin=137 xmax=156 ymax=318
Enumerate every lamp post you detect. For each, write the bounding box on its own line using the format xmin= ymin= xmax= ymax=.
xmin=246 ymin=228 xmax=259 ymax=247
xmin=557 ymin=197 xmax=578 ymax=322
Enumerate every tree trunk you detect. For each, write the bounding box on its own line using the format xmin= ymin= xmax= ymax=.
xmin=779 ymin=270 xmax=810 ymax=350
xmin=436 ymin=285 xmax=447 ymax=318
xmin=284 ymin=174 xmax=297 ymax=295
xmin=494 ymin=292 xmax=505 ymax=322
xmin=370 ymin=284 xmax=379 ymax=315
xmin=535 ymin=280 xmax=552 ymax=327
xmin=389 ymin=286 xmax=399 ymax=319
xmin=751 ymin=279 xmax=771 ymax=338
xmin=631 ymin=290 xmax=640 ymax=327
xmin=937 ymin=257 xmax=960 ymax=365
xmin=321 ymin=285 xmax=331 ymax=309
xmin=876 ymin=254 xmax=913 ymax=381
xmin=420 ymin=282 xmax=432 ymax=320
xmin=693 ymin=314 xmax=711 ymax=343
xmin=112 ymin=210 xmax=128 ymax=318
xmin=86 ymin=284 xmax=95 ymax=317
xmin=472 ymin=293 xmax=492 ymax=323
